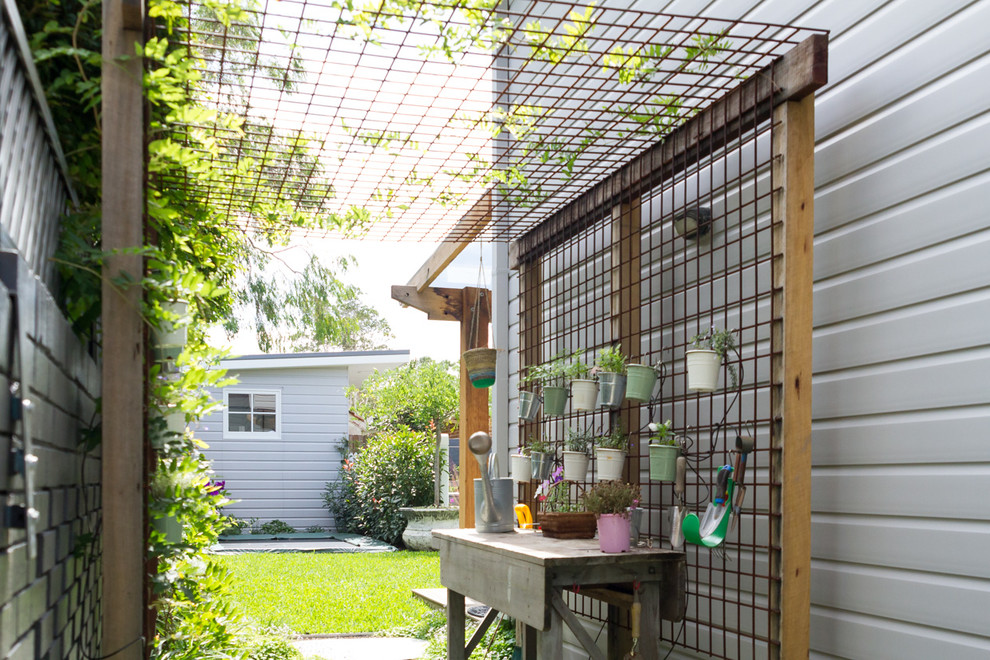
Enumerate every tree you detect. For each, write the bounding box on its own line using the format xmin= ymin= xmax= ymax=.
xmin=348 ymin=358 xmax=459 ymax=506
xmin=232 ymin=253 xmax=393 ymax=353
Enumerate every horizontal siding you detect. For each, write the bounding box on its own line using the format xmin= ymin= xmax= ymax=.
xmin=500 ymin=0 xmax=990 ymax=657
xmin=199 ymin=366 xmax=348 ymax=530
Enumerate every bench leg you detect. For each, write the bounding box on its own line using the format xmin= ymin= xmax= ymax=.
xmin=447 ymin=590 xmax=465 ymax=660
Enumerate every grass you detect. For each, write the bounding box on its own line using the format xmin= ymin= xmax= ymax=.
xmin=216 ymin=551 xmax=442 ymax=634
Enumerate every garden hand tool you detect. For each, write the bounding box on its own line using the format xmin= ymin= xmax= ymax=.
xmin=468 ymin=431 xmax=501 ymax=524
xmin=623 ymin=585 xmax=642 ymax=659
xmin=669 ymin=456 xmax=687 ymax=549
xmin=729 ymin=435 xmax=754 ymax=534
xmin=682 ymin=465 xmax=735 ymax=550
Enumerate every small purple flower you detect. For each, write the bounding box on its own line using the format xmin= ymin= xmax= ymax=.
xmin=207 ymin=479 xmax=226 ymax=497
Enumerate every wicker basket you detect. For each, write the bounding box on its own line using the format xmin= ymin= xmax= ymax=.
xmin=463 ymin=347 xmax=497 ymax=388
xmin=540 ymin=512 xmax=597 ymax=539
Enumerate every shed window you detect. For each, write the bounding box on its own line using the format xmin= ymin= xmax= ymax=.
xmin=224 ymin=390 xmax=281 ymax=438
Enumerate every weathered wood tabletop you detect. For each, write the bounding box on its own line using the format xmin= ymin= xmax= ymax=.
xmin=434 ymin=528 xmax=686 ymax=660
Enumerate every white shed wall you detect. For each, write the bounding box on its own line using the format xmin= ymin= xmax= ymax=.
xmin=498 ymin=0 xmax=990 ymax=657
xmin=197 ymin=366 xmax=349 ymax=530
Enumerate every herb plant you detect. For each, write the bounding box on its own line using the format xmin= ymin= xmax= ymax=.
xmin=594 ymin=345 xmax=627 ymax=374
xmin=597 ymin=427 xmax=630 ymax=452
xmin=565 ymin=427 xmax=594 ymax=455
xmin=582 ymin=481 xmax=641 ymax=515
xmin=648 ymin=420 xmax=678 ymax=446
xmin=691 ymin=326 xmax=739 ymax=387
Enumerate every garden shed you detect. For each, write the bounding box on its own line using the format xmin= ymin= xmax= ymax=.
xmin=196 ymin=350 xmax=410 ymax=530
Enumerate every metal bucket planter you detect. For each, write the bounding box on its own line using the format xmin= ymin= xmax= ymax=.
xmin=510 ymin=454 xmax=532 ymax=483
xmin=649 ymin=445 xmax=680 ymax=481
xmin=153 ymin=515 xmax=182 ymax=544
xmin=518 ymin=390 xmax=541 ymax=421
xmin=686 ymin=349 xmax=721 ymax=391
xmin=561 ymin=451 xmax=589 ymax=482
xmin=597 ymin=372 xmax=627 ymax=408
xmin=625 ymin=364 xmax=658 ymax=403
xmin=463 ymin=347 xmax=497 ymax=389
xmin=570 ymin=379 xmax=599 ymax=411
xmin=595 ymin=448 xmax=626 ymax=481
xmin=542 ymin=386 xmax=568 ymax=416
xmin=530 ymin=451 xmax=553 ymax=482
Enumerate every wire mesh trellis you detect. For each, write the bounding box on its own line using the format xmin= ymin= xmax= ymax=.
xmin=166 ymin=0 xmax=823 ymax=244
xmin=512 ymin=75 xmax=792 ymax=659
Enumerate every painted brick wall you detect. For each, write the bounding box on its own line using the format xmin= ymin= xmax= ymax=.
xmin=0 ymin=253 xmax=101 ymax=660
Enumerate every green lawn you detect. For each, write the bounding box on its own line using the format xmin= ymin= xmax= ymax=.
xmin=216 ymin=551 xmax=442 ymax=634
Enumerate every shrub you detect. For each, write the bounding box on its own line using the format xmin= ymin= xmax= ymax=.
xmin=323 ymin=428 xmax=434 ymax=545
xmin=256 ymin=519 xmax=295 ymax=535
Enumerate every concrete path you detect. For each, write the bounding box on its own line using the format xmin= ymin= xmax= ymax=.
xmin=293 ymin=635 xmax=429 ymax=660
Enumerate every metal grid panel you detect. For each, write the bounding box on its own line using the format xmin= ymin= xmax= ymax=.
xmin=515 ymin=96 xmax=781 ymax=657
xmin=169 ymin=0 xmax=818 ymax=242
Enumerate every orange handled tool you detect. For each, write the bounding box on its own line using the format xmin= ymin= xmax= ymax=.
xmin=514 ymin=504 xmax=534 ymax=529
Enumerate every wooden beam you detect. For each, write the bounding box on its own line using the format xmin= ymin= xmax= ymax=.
xmin=101 ymin=1 xmax=145 ymax=658
xmin=458 ymin=287 xmax=491 ymax=528
xmin=390 ymin=285 xmax=464 ymax=321
xmin=406 ymin=192 xmax=492 ymax=292
xmin=769 ymin=95 xmax=815 ymax=659
xmin=120 ymin=0 xmax=144 ymax=30
xmin=610 ymin=195 xmax=641 ymax=482
xmin=510 ymin=34 xmax=828 ymax=269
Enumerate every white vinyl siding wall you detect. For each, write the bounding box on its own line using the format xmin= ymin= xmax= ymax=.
xmin=197 ymin=366 xmax=348 ymax=530
xmin=498 ymin=0 xmax=990 ymax=658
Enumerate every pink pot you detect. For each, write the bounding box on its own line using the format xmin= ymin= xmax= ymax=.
xmin=596 ymin=513 xmax=631 ymax=553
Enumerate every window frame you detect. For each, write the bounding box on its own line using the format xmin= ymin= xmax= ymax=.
xmin=222 ymin=388 xmax=282 ymax=439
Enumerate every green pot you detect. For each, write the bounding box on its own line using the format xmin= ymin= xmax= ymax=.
xmin=542 ymin=386 xmax=568 ymax=416
xmin=649 ymin=445 xmax=680 ymax=481
xmin=625 ymin=364 xmax=658 ymax=403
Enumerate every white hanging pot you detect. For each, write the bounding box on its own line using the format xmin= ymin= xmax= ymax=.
xmin=153 ymin=300 xmax=189 ymax=360
xmin=510 ymin=454 xmax=531 ymax=483
xmin=561 ymin=451 xmax=589 ymax=482
xmin=570 ymin=379 xmax=599 ymax=411
xmin=686 ymin=349 xmax=721 ymax=392
xmin=595 ymin=448 xmax=627 ymax=482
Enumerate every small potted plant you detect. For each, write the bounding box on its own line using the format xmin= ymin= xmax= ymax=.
xmin=647 ymin=419 xmax=680 ymax=481
xmin=510 ymin=446 xmax=532 ymax=484
xmin=595 ymin=426 xmax=629 ymax=482
xmin=567 ymin=354 xmax=598 ymax=411
xmin=537 ymin=469 xmax=596 ymax=539
xmin=540 ymin=349 xmax=578 ymax=416
xmin=582 ymin=481 xmax=641 ymax=553
xmin=626 ymin=359 xmax=661 ymax=403
xmin=528 ymin=436 xmax=554 ymax=482
xmin=517 ymin=370 xmax=542 ymax=422
xmin=686 ymin=326 xmax=737 ymax=392
xmin=594 ymin=345 xmax=627 ymax=408
xmin=561 ymin=427 xmax=593 ymax=481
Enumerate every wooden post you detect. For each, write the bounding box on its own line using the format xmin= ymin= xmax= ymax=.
xmin=458 ymin=286 xmax=490 ymax=528
xmin=101 ymin=1 xmax=145 ymax=659
xmin=769 ymin=94 xmax=815 ymax=659
xmin=610 ymin=196 xmax=641 ymax=480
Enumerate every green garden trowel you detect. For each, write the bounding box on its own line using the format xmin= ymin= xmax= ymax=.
xmin=682 ymin=465 xmax=735 ymax=548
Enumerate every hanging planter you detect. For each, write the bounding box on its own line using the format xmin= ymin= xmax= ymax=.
xmin=597 ymin=372 xmax=626 ymax=408
xmin=595 ymin=447 xmax=626 ymax=481
xmin=649 ymin=444 xmax=680 ymax=481
xmin=561 ymin=451 xmax=589 ymax=481
xmin=625 ymin=364 xmax=659 ymax=402
xmin=153 ymin=300 xmax=189 ymax=360
xmin=542 ymin=386 xmax=568 ymax=416
xmin=570 ymin=379 xmax=598 ymax=411
xmin=686 ymin=349 xmax=721 ymax=392
xmin=518 ymin=390 xmax=541 ymax=421
xmin=594 ymin=345 xmax=627 ymax=408
xmin=530 ymin=451 xmax=553 ymax=482
xmin=510 ymin=454 xmax=531 ymax=483
xmin=463 ymin=347 xmax=497 ymax=389
xmin=153 ymin=514 xmax=183 ymax=544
